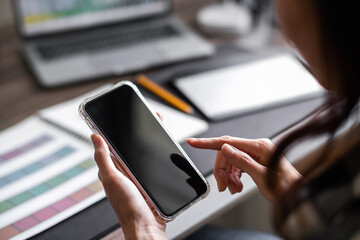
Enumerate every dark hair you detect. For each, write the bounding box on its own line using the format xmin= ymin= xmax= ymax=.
xmin=268 ymin=0 xmax=360 ymax=207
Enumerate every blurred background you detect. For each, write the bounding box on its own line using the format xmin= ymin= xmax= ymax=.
xmin=0 ymin=1 xmax=13 ymax=28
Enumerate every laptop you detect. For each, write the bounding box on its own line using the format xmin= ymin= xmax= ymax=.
xmin=13 ymin=0 xmax=215 ymax=87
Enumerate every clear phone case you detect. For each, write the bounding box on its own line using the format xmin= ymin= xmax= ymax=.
xmin=78 ymin=81 xmax=210 ymax=222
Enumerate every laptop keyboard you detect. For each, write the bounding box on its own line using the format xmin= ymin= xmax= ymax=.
xmin=36 ymin=25 xmax=179 ymax=60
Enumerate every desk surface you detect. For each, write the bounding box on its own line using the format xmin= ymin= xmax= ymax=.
xmin=0 ymin=1 xmax=325 ymax=239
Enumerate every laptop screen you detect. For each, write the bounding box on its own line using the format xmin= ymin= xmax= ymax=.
xmin=16 ymin=0 xmax=171 ymax=37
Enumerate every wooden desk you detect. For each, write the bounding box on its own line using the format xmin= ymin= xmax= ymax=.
xmin=0 ymin=1 xmax=325 ymax=239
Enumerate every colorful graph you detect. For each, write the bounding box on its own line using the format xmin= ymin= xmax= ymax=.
xmin=0 ymin=135 xmax=52 ymax=163
xmin=0 ymin=146 xmax=75 ymax=188
xmin=20 ymin=0 xmax=163 ymax=25
xmin=0 ymin=180 xmax=103 ymax=240
xmin=0 ymin=118 xmax=103 ymax=240
xmin=0 ymin=158 xmax=95 ymax=214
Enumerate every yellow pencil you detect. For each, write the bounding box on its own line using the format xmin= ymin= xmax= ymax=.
xmin=136 ymin=74 xmax=194 ymax=114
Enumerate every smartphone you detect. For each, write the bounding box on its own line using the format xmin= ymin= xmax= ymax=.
xmin=79 ymin=81 xmax=209 ymax=221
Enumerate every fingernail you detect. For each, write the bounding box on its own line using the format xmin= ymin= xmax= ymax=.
xmin=217 ymin=184 xmax=225 ymax=192
xmin=222 ymin=144 xmax=236 ymax=157
xmin=186 ymin=138 xmax=197 ymax=142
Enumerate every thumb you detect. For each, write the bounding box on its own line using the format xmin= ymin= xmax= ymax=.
xmin=221 ymin=144 xmax=266 ymax=183
xmin=91 ymin=134 xmax=119 ymax=175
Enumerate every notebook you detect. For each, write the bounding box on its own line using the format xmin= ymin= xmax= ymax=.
xmin=13 ymin=0 xmax=214 ymax=87
xmin=174 ymin=53 xmax=325 ymax=121
xmin=0 ymin=85 xmax=208 ymax=240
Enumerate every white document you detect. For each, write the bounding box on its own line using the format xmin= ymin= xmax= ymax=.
xmin=145 ymin=98 xmax=208 ymax=143
xmin=38 ymin=84 xmax=209 ymax=143
xmin=175 ymin=54 xmax=325 ymax=120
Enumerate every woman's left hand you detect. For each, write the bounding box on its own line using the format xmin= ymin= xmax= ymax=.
xmin=187 ymin=136 xmax=302 ymax=204
xmin=91 ymin=134 xmax=167 ymax=240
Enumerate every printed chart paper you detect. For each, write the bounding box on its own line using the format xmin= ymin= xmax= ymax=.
xmin=0 ymin=117 xmax=104 ymax=240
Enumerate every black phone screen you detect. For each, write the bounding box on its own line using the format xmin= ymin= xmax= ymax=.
xmin=85 ymin=84 xmax=208 ymax=216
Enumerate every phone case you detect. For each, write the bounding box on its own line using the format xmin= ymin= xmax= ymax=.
xmin=79 ymin=80 xmax=210 ymax=222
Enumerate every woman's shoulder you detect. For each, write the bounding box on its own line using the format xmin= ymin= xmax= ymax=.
xmin=278 ymin=123 xmax=360 ymax=240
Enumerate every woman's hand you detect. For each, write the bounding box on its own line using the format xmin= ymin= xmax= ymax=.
xmin=91 ymin=134 xmax=167 ymax=240
xmin=187 ymin=136 xmax=302 ymax=204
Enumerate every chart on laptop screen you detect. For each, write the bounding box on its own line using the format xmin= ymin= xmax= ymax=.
xmin=18 ymin=0 xmax=170 ymax=35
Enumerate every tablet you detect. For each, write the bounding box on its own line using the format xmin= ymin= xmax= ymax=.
xmin=174 ymin=54 xmax=325 ymax=121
